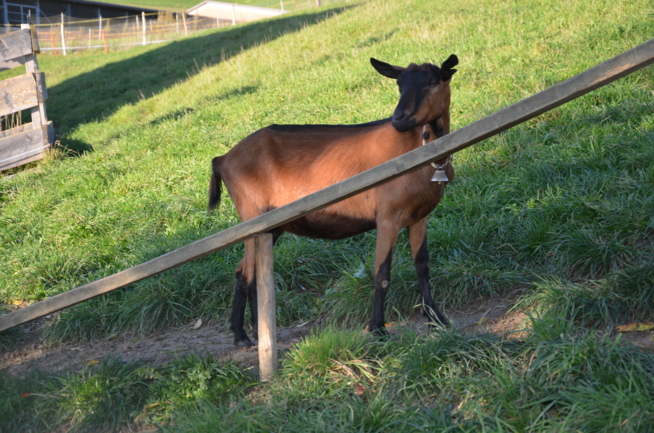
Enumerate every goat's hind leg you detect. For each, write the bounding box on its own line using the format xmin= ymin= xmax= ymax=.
xmin=408 ymin=218 xmax=449 ymax=327
xmin=229 ymin=238 xmax=257 ymax=347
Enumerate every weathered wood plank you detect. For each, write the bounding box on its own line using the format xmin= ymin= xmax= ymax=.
xmin=21 ymin=24 xmax=39 ymax=54
xmin=256 ymin=233 xmax=277 ymax=381
xmin=0 ymin=121 xmax=35 ymax=139
xmin=0 ymin=73 xmax=40 ymax=117
xmin=30 ymin=72 xmax=49 ymax=127
xmin=0 ymin=56 xmax=25 ymax=72
xmin=0 ymin=30 xmax=34 ymax=62
xmin=0 ymin=38 xmax=652 ymax=333
xmin=0 ymin=122 xmax=51 ymax=172
xmin=35 ymin=72 xmax=48 ymax=103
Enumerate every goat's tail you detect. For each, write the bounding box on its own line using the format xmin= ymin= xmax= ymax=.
xmin=208 ymin=156 xmax=223 ymax=211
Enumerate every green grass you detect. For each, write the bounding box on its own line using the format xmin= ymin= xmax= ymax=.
xmin=0 ymin=353 xmax=254 ymax=432
xmin=1 ymin=0 xmax=654 ymax=430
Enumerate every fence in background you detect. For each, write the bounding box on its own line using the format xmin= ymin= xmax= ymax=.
xmin=0 ymin=0 xmax=335 ymax=54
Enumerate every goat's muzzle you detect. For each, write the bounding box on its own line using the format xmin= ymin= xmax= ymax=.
xmin=391 ymin=113 xmax=416 ymax=132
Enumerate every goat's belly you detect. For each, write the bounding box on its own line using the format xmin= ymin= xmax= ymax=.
xmin=282 ymin=211 xmax=376 ymax=240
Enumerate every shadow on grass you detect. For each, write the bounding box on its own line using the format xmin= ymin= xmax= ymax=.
xmin=46 ymin=5 xmax=356 ymax=134
xmin=55 ymin=137 xmax=95 ymax=157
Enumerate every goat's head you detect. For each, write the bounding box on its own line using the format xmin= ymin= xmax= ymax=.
xmin=371 ymin=55 xmax=458 ymax=132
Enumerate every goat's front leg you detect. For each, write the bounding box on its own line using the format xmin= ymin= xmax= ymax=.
xmin=408 ymin=218 xmax=449 ymax=327
xmin=369 ymin=219 xmax=401 ymax=337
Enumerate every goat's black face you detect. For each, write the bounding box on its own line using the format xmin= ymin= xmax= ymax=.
xmin=371 ymin=55 xmax=458 ymax=133
xmin=391 ymin=65 xmax=438 ymax=132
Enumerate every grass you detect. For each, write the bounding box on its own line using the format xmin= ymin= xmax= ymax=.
xmin=0 ymin=353 xmax=254 ymax=432
xmin=5 ymin=320 xmax=650 ymax=432
xmin=0 ymin=0 xmax=653 ymax=430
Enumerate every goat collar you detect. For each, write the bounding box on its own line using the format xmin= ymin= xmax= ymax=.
xmin=422 ymin=125 xmax=453 ymax=171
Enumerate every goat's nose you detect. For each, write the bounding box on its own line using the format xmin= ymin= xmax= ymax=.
xmin=393 ymin=111 xmax=407 ymax=122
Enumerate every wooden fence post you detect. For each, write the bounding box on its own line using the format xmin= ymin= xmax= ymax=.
xmin=60 ymin=13 xmax=67 ymax=55
xmin=101 ymin=29 xmax=108 ymax=53
xmin=142 ymin=12 xmax=146 ymax=45
xmin=255 ymin=233 xmax=277 ymax=381
xmin=20 ymin=24 xmax=46 ymax=128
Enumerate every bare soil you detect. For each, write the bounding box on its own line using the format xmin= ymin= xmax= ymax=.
xmin=2 ymin=295 xmax=652 ymax=377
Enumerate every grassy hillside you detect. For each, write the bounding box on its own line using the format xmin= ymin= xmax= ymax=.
xmin=1 ymin=0 xmax=650 ymax=339
xmin=1 ymin=0 xmax=653 ymax=430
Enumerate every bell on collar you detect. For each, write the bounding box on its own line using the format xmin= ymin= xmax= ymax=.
xmin=431 ymin=168 xmax=449 ymax=183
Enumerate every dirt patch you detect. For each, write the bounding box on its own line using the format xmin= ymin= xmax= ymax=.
xmin=2 ymin=296 xmax=651 ymax=377
xmin=1 ymin=297 xmax=522 ymax=377
xmin=617 ymin=328 xmax=654 ymax=349
xmin=0 ymin=318 xmax=313 ymax=377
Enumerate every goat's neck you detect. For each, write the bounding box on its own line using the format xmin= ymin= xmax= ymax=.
xmin=427 ymin=116 xmax=447 ymax=139
xmin=418 ymin=117 xmax=445 ymax=146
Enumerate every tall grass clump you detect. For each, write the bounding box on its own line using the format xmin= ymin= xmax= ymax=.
xmin=0 ymin=354 xmax=254 ymax=432
xmin=516 ymin=263 xmax=654 ymax=329
xmin=144 ymin=354 xmax=255 ymax=424
xmin=158 ymin=324 xmax=654 ymax=432
xmin=0 ymin=358 xmax=153 ymax=433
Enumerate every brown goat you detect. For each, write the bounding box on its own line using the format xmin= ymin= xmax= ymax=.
xmin=209 ymin=55 xmax=458 ymax=346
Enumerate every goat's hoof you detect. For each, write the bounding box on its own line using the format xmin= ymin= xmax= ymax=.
xmin=422 ymin=308 xmax=450 ymax=329
xmin=233 ymin=336 xmax=255 ymax=348
xmin=426 ymin=318 xmax=450 ymax=330
xmin=370 ymin=326 xmax=390 ymax=340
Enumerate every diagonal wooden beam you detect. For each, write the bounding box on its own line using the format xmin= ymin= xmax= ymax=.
xmin=1 ymin=38 xmax=652 ymax=333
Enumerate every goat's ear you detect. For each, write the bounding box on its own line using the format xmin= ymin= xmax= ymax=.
xmin=370 ymin=58 xmax=405 ymax=79
xmin=440 ymin=54 xmax=458 ymax=81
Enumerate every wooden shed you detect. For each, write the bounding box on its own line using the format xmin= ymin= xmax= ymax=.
xmin=186 ymin=1 xmax=284 ymax=25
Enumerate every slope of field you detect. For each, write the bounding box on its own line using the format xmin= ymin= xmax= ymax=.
xmin=1 ymin=0 xmax=653 ymax=430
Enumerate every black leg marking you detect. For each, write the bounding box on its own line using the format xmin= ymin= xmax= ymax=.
xmin=414 ymin=237 xmax=449 ymax=327
xmin=230 ymin=271 xmax=255 ymax=347
xmin=369 ymin=249 xmax=393 ymax=337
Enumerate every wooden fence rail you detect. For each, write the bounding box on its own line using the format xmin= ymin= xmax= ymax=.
xmin=0 ymin=25 xmax=54 ymax=171
xmin=1 ymin=37 xmax=652 ymax=376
